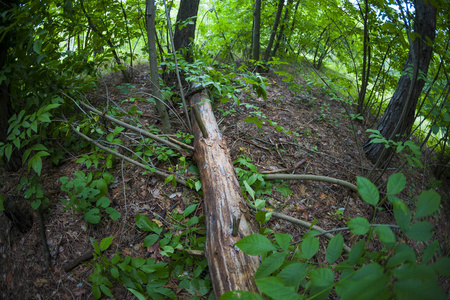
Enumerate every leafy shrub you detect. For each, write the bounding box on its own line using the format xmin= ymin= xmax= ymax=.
xmin=223 ymin=173 xmax=449 ymax=299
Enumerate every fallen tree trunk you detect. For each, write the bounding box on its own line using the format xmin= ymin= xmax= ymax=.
xmin=191 ymin=90 xmax=260 ymax=298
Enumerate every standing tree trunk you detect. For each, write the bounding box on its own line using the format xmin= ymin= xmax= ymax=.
xmin=252 ymin=0 xmax=262 ymax=61
xmin=363 ymin=0 xmax=436 ymax=163
xmin=191 ymin=90 xmax=259 ymax=297
xmin=173 ymin=0 xmax=200 ymax=63
xmin=263 ymin=0 xmax=285 ymax=62
xmin=271 ymin=0 xmax=293 ymax=58
xmin=146 ymin=0 xmax=171 ymax=133
xmin=357 ymin=0 xmax=371 ymax=115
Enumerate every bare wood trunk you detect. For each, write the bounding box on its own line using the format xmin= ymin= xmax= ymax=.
xmin=191 ymin=91 xmax=259 ymax=298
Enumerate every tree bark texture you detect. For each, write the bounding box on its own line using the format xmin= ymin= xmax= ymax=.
xmin=191 ymin=90 xmax=259 ymax=298
xmin=252 ymin=0 xmax=262 ymax=61
xmin=173 ymin=0 xmax=200 ymax=63
xmin=363 ymin=0 xmax=436 ymax=163
xmin=263 ymin=0 xmax=285 ymax=62
xmin=145 ymin=0 xmax=171 ymax=133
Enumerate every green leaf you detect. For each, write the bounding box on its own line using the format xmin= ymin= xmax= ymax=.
xmin=235 ymin=234 xmax=276 ymax=255
xmin=415 ymin=189 xmax=440 ymax=219
xmin=244 ymin=180 xmax=255 ymax=200
xmin=374 ymin=226 xmax=396 ymax=248
xmin=348 ymin=239 xmax=365 ymax=264
xmin=309 ymin=268 xmax=334 ymax=299
xmin=432 ymin=257 xmax=450 ymax=276
xmin=422 ymin=240 xmax=439 ymax=265
xmin=85 ymin=208 xmax=101 ymax=224
xmin=221 ymin=291 xmax=263 ymax=300
xmin=387 ymin=173 xmax=406 ymax=195
xmin=105 ymin=207 xmax=120 ymax=220
xmin=356 ymin=177 xmax=379 ymax=206
xmin=183 ymin=204 xmax=197 ymax=217
xmin=128 ymin=288 xmax=147 ymax=300
xmin=394 ymin=206 xmax=411 ymax=232
xmin=135 ymin=214 xmax=162 ymax=234
xmin=277 ymin=262 xmax=307 ymax=288
xmin=96 ymin=196 xmax=110 ymax=208
xmin=386 ymin=244 xmax=416 ymax=268
xmin=301 ymin=236 xmax=319 ymax=259
xmin=255 ymin=277 xmax=300 ymax=300
xmin=274 ymin=233 xmax=292 ymax=250
xmin=5 ymin=144 xmax=12 ymax=161
xmin=29 ymin=155 xmax=42 ymax=176
xmin=406 ymin=221 xmax=433 ymax=241
xmin=326 ymin=233 xmax=344 ymax=263
xmin=99 ymin=237 xmax=113 ymax=252
xmin=33 ymin=39 xmax=42 ymax=54
xmin=143 ymin=234 xmax=159 ymax=247
xmin=255 ymin=251 xmax=288 ymax=279
xmin=348 ymin=217 xmax=370 ymax=235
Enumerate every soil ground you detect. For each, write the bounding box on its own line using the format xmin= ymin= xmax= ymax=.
xmin=1 ymin=64 xmax=449 ymax=299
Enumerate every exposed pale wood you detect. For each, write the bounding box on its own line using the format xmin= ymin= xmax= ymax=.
xmin=191 ymin=90 xmax=259 ymax=298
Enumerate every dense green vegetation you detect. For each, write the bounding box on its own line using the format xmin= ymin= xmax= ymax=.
xmin=0 ymin=0 xmax=449 ymax=298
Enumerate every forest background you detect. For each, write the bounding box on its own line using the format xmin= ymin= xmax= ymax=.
xmin=0 ymin=0 xmax=449 ymax=299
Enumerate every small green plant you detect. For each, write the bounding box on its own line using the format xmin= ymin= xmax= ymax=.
xmin=88 ymin=205 xmax=210 ymax=299
xmin=60 ymin=171 xmax=120 ymax=224
xmin=17 ymin=175 xmax=49 ymax=210
xmin=223 ymin=173 xmax=449 ymax=299
xmin=367 ymin=129 xmax=423 ymax=168
xmin=331 ymin=208 xmax=345 ymax=220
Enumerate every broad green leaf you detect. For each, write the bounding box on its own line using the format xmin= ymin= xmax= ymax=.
xmin=415 ymin=189 xmax=440 ymax=219
xmin=128 ymin=288 xmax=147 ymax=300
xmin=277 ymin=262 xmax=307 ymax=288
xmin=183 ymin=204 xmax=197 ymax=217
xmin=336 ymin=263 xmax=390 ymax=300
xmin=105 ymin=207 xmax=120 ymax=220
xmin=221 ymin=290 xmax=263 ymax=300
xmin=143 ymin=234 xmax=159 ymax=247
xmin=386 ymin=244 xmax=415 ymax=268
xmin=244 ymin=181 xmax=255 ymax=200
xmin=274 ymin=233 xmax=292 ymax=250
xmin=374 ymin=226 xmax=396 ymax=248
xmin=309 ymin=268 xmax=334 ymax=300
xmin=432 ymin=257 xmax=450 ymax=276
xmin=301 ymin=236 xmax=319 ymax=259
xmin=255 ymin=251 xmax=287 ymax=279
xmin=29 ymin=155 xmax=42 ymax=176
xmin=394 ymin=206 xmax=411 ymax=232
xmin=96 ymin=196 xmax=110 ymax=208
xmin=326 ymin=233 xmax=344 ymax=263
xmin=356 ymin=177 xmax=379 ymax=206
xmin=348 ymin=217 xmax=370 ymax=235
xmin=394 ymin=279 xmax=447 ymax=300
xmin=348 ymin=239 xmax=365 ymax=264
xmin=406 ymin=221 xmax=433 ymax=241
xmin=235 ymin=234 xmax=276 ymax=255
xmin=33 ymin=39 xmax=42 ymax=54
xmin=422 ymin=240 xmax=438 ymax=265
xmin=387 ymin=173 xmax=406 ymax=195
xmin=255 ymin=277 xmax=300 ymax=300
xmin=85 ymin=208 xmax=101 ymax=224
xmin=135 ymin=214 xmax=162 ymax=234
xmin=5 ymin=144 xmax=12 ymax=161
xmin=99 ymin=237 xmax=113 ymax=252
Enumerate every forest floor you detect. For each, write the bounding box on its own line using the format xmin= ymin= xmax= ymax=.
xmin=1 ymin=64 xmax=449 ymax=299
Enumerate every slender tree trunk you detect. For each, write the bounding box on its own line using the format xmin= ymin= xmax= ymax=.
xmin=252 ymin=0 xmax=262 ymax=61
xmin=191 ymin=90 xmax=259 ymax=297
xmin=263 ymin=0 xmax=284 ymax=62
xmin=146 ymin=0 xmax=171 ymax=133
xmin=357 ymin=0 xmax=370 ymax=114
xmin=363 ymin=0 xmax=436 ymax=163
xmin=173 ymin=0 xmax=200 ymax=63
xmin=80 ymin=0 xmax=131 ymax=82
xmin=271 ymin=0 xmax=293 ymax=58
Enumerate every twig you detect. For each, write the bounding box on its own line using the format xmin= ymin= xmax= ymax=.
xmin=63 ymin=251 xmax=94 ymax=272
xmin=265 ymin=173 xmax=358 ymax=192
xmin=70 ymin=125 xmax=187 ymax=186
xmin=246 ymin=203 xmax=351 ymax=254
xmin=260 ymin=159 xmax=306 ymax=174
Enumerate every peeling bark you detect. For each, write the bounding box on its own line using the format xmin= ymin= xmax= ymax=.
xmin=190 ymin=91 xmax=259 ymax=298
